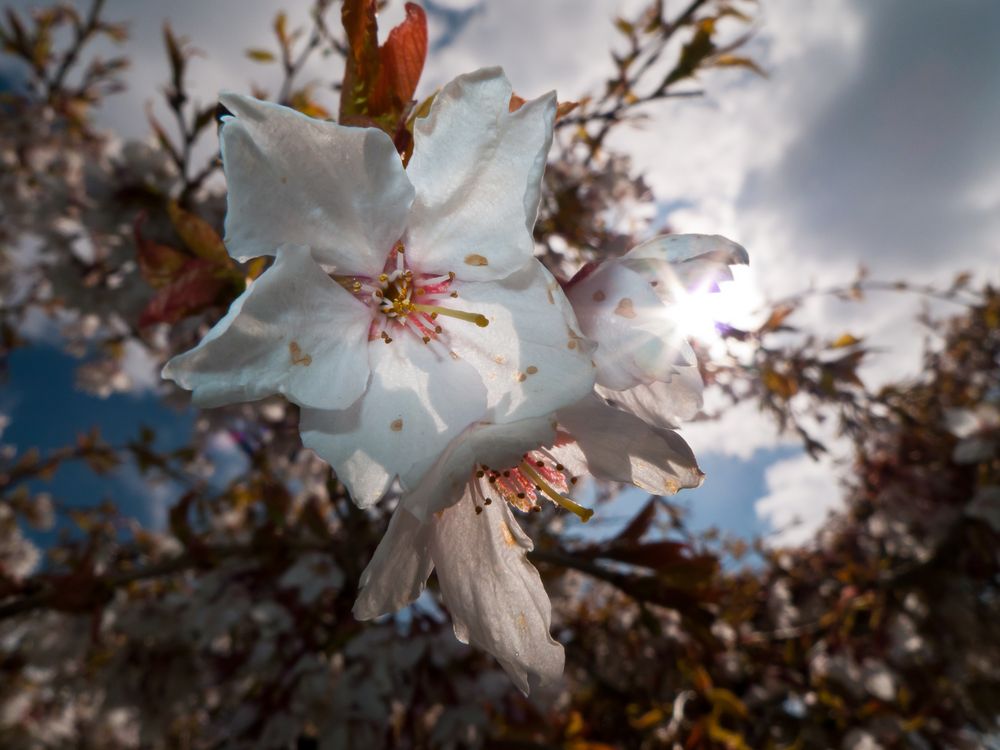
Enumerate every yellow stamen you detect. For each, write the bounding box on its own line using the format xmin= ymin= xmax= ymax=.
xmin=519 ymin=462 xmax=593 ymax=522
xmin=334 ymin=277 xmax=360 ymax=292
xmin=412 ymin=303 xmax=489 ymax=328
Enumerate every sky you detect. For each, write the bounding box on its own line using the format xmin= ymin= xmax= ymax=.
xmin=4 ymin=0 xmax=999 ymax=546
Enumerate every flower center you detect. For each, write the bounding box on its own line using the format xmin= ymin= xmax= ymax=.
xmin=335 ymin=244 xmax=489 ymax=345
xmin=470 ymin=450 xmax=593 ymax=522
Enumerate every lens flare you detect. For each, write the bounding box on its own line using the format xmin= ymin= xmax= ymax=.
xmin=668 ymin=265 xmax=761 ymax=354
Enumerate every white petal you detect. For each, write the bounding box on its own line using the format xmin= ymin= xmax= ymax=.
xmin=353 ymin=505 xmax=434 ymax=619
xmin=566 ymin=260 xmax=692 ymax=390
xmin=430 ymin=495 xmax=564 ymax=694
xmin=300 ymin=335 xmax=488 ymax=507
xmin=402 ymin=417 xmax=556 ymax=520
xmin=595 ymin=365 xmax=704 ymax=429
xmin=623 ymin=234 xmax=749 ymax=294
xmin=557 ymin=394 xmax=703 ymax=495
xmin=446 ymin=260 xmax=595 ymax=423
xmin=162 ymin=246 xmax=371 ymax=410
xmin=218 ymin=93 xmax=414 ymax=274
xmin=405 ymin=68 xmax=556 ymax=281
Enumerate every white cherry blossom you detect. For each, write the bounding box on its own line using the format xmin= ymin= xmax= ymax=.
xmin=353 ymin=395 xmax=702 ymax=693
xmin=565 ymin=234 xmax=748 ymax=428
xmin=163 ymin=68 xmax=596 ymax=506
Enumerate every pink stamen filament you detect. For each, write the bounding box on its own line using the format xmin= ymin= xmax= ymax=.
xmin=336 ymin=249 xmax=486 ymax=344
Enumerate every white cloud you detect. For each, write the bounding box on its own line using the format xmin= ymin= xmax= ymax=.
xmin=754 ymin=452 xmax=843 ymax=547
xmin=682 ymin=399 xmax=791 ymax=461
xmin=119 ymin=338 xmax=162 ymax=395
xmin=414 ymin=0 xmax=620 ymax=96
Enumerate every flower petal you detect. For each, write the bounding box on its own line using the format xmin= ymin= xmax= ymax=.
xmin=402 ymin=416 xmax=556 ymax=521
xmin=162 ymin=246 xmax=371 ymax=410
xmin=446 ymin=260 xmax=596 ymax=423
xmin=405 ymin=68 xmax=556 ymax=281
xmin=300 ymin=334 xmax=488 ymax=507
xmin=353 ymin=505 xmax=434 ymax=620
xmin=218 ymin=93 xmax=414 ymax=274
xmin=622 ymin=234 xmax=749 ymax=294
xmin=430 ymin=495 xmax=564 ymax=694
xmin=566 ymin=259 xmax=692 ymax=390
xmin=557 ymin=394 xmax=704 ymax=495
xmin=596 ymin=365 xmax=704 ymax=429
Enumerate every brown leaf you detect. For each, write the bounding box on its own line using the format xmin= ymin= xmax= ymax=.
xmin=663 ymin=18 xmax=716 ymax=87
xmin=245 ymin=48 xmax=276 ymax=63
xmin=830 ymin=332 xmax=861 ymax=349
xmin=509 ymin=94 xmax=584 ymax=121
xmin=761 ymin=303 xmax=796 ymax=332
xmin=166 ymin=201 xmax=228 ymax=265
xmin=244 ymin=256 xmax=269 ymax=281
xmin=146 ymin=104 xmax=181 ymax=166
xmin=708 ymin=687 xmax=750 ymax=718
xmin=762 ymin=367 xmax=799 ymax=399
xmin=556 ymin=99 xmax=584 ymax=119
xmin=162 ymin=23 xmax=185 ymax=86
xmin=711 ymin=54 xmax=767 ymax=78
xmin=273 ymin=11 xmax=289 ymax=49
xmin=289 ymin=88 xmax=331 ymax=119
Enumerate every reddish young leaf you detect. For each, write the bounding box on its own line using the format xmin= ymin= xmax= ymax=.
xmin=133 ymin=213 xmax=188 ymax=289
xmin=371 ymin=3 xmax=427 ymax=114
xmin=341 ymin=0 xmax=428 ymax=137
xmin=339 ymin=0 xmax=380 ymax=125
xmin=595 ymin=540 xmax=690 ymax=570
xmin=613 ymin=496 xmax=660 ymax=543
xmin=138 ymin=258 xmax=234 ymax=328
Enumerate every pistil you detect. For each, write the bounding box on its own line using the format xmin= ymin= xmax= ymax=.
xmin=519 ymin=462 xmax=594 ymax=522
xmin=412 ymin=303 xmax=489 ymax=328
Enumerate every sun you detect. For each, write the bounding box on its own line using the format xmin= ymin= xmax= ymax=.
xmin=668 ymin=265 xmax=761 ymax=355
